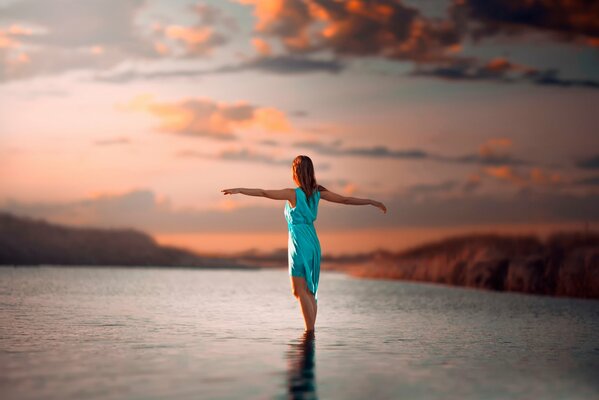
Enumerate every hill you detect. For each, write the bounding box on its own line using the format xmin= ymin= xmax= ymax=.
xmin=342 ymin=231 xmax=599 ymax=299
xmin=0 ymin=212 xmax=252 ymax=269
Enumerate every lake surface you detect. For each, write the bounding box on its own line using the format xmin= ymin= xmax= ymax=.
xmin=1 ymin=267 xmax=598 ymax=400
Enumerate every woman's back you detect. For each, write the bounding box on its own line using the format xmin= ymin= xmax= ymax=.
xmin=284 ymin=187 xmax=320 ymax=226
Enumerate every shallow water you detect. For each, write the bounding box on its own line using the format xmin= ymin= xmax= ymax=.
xmin=0 ymin=267 xmax=598 ymax=400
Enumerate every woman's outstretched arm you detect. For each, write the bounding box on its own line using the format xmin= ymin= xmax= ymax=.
xmin=320 ymin=189 xmax=387 ymax=213
xmin=221 ymin=188 xmax=294 ymax=201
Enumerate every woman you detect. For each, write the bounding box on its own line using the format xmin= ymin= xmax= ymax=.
xmin=221 ymin=155 xmax=387 ymax=332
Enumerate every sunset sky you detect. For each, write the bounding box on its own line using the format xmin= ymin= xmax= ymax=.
xmin=1 ymin=0 xmax=598 ymax=255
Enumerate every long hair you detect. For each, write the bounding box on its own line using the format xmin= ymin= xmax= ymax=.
xmin=292 ymin=155 xmax=327 ymax=198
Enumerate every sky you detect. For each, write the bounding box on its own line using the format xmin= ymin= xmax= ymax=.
xmin=1 ymin=0 xmax=598 ymax=255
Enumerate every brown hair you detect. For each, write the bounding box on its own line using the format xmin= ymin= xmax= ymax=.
xmin=292 ymin=155 xmax=327 ymax=198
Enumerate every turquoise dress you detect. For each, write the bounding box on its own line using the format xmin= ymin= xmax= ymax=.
xmin=284 ymin=186 xmax=322 ymax=302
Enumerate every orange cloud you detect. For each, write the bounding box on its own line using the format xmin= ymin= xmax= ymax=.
xmin=458 ymin=0 xmax=599 ymax=46
xmin=163 ymin=25 xmax=226 ymax=56
xmin=153 ymin=41 xmax=170 ymax=55
xmin=166 ymin=25 xmax=211 ymax=43
xmin=484 ymin=58 xmax=538 ymax=75
xmin=237 ymin=0 xmax=461 ymax=62
xmin=121 ymin=94 xmax=291 ymax=140
xmin=479 ymin=137 xmax=512 ymax=158
xmin=89 ymin=45 xmax=104 ymax=55
xmin=484 ymin=165 xmax=527 ymax=186
xmin=0 ymin=24 xmax=34 ymax=49
xmin=484 ymin=165 xmax=563 ymax=188
xmin=342 ymin=182 xmax=358 ymax=195
xmin=530 ymin=167 xmax=562 ymax=185
xmin=251 ymin=38 xmax=272 ymax=55
xmin=253 ymin=107 xmax=290 ymax=132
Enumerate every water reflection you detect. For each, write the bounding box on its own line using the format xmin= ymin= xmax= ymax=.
xmin=286 ymin=330 xmax=318 ymax=400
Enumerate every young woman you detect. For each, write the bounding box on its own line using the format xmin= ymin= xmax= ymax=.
xmin=221 ymin=155 xmax=387 ymax=332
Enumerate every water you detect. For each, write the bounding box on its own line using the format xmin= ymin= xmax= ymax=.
xmin=1 ymin=267 xmax=598 ymax=400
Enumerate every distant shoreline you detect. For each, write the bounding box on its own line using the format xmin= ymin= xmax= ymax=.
xmin=2 ymin=211 xmax=598 ymax=299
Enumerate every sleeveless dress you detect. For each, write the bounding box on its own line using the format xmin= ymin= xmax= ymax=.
xmin=284 ymin=186 xmax=322 ymax=303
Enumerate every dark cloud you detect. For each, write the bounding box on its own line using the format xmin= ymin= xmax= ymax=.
xmin=294 ymin=140 xmax=429 ymax=160
xmin=462 ymin=174 xmax=483 ymax=193
xmin=257 ymin=139 xmax=279 ymax=146
xmin=237 ymin=0 xmax=598 ymax=88
xmin=176 ymin=148 xmax=294 ymax=166
xmin=440 ymin=153 xmax=529 ymax=166
xmin=406 ymin=180 xmax=459 ymax=194
xmin=529 ymin=69 xmax=599 ymax=89
xmin=294 ymin=139 xmax=528 ymax=166
xmin=291 ymin=110 xmax=309 ymax=117
xmin=231 ymin=55 xmax=345 ymax=74
xmin=573 ymin=175 xmax=599 ymax=186
xmin=177 ymin=147 xmax=332 ymax=170
xmin=94 ymin=55 xmax=344 ymax=83
xmin=411 ymin=57 xmax=599 ymax=89
xmin=576 ymin=155 xmax=599 ymax=169
xmin=456 ymin=0 xmax=599 ymax=44
xmin=241 ymin=0 xmax=461 ymax=62
xmin=405 ymin=175 xmax=484 ymax=197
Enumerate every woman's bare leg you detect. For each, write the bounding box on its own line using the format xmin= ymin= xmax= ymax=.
xmin=290 ymin=276 xmax=315 ymax=331
xmin=308 ymin=291 xmax=317 ymax=323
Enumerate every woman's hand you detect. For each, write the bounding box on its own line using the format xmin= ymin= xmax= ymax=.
xmin=373 ymin=200 xmax=387 ymax=214
xmin=221 ymin=188 xmax=241 ymax=195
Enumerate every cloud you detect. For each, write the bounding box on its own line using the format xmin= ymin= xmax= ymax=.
xmin=294 ymin=137 xmax=529 ymax=166
xmin=574 ymin=176 xmax=599 ymax=186
xmin=94 ymin=55 xmax=345 ymax=83
xmin=406 ymin=180 xmax=459 ymax=195
xmin=455 ymin=0 xmax=599 ymax=45
xmin=219 ymin=54 xmax=345 ymax=74
xmin=411 ymin=57 xmax=599 ymax=89
xmin=176 ymin=146 xmax=332 ymax=170
xmin=463 ymin=173 xmax=483 ymax=193
xmin=234 ymin=0 xmax=598 ymax=89
xmin=576 ymin=154 xmax=599 ymax=169
xmin=0 ymin=0 xmax=147 ymax=48
xmin=439 ymin=136 xmax=529 ymax=166
xmin=529 ymin=69 xmax=599 ymax=89
xmin=152 ymin=4 xmax=235 ymax=58
xmin=252 ymin=37 xmax=272 ymax=55
xmin=0 ymin=24 xmax=35 ymax=49
xmin=294 ymin=139 xmax=429 ymax=160
xmin=176 ymin=147 xmax=293 ymax=166
xmin=0 ymin=1 xmax=234 ymax=82
xmin=161 ymin=25 xmax=227 ymax=57
xmin=404 ymin=173 xmax=484 ymax=198
xmin=0 ymin=0 xmax=155 ymax=81
xmin=482 ymin=165 xmax=563 ymax=188
xmin=237 ymin=0 xmax=461 ymax=62
xmin=119 ymin=94 xmax=291 ymax=140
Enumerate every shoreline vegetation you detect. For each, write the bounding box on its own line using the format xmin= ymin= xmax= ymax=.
xmin=1 ymin=211 xmax=597 ymax=299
